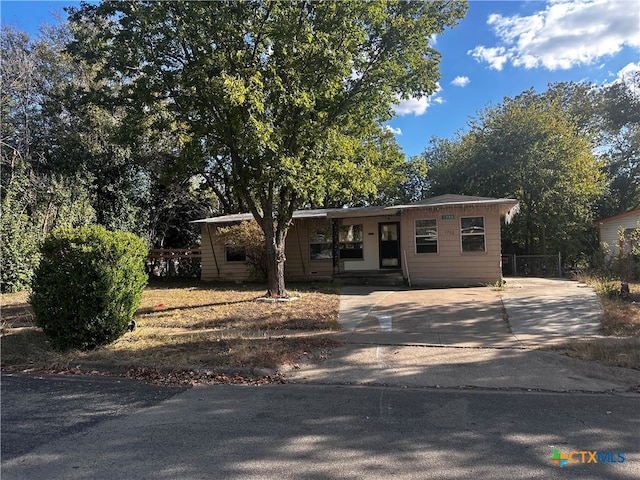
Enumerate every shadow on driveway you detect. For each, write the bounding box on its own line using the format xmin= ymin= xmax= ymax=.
xmin=284 ymin=279 xmax=640 ymax=392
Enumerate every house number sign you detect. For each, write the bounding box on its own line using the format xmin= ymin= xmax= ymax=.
xmin=441 ymin=214 xmax=455 ymax=220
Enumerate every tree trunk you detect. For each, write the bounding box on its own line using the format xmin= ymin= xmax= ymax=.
xmin=262 ymin=221 xmax=288 ymax=298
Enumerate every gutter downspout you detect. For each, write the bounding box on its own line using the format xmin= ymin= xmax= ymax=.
xmin=206 ymin=224 xmax=220 ymax=277
xmin=332 ymin=219 xmax=339 ymax=276
xmin=403 ymin=250 xmax=411 ymax=287
xmin=295 ymin=223 xmax=306 ymax=276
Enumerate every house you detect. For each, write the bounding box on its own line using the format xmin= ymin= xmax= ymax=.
xmin=593 ymin=209 xmax=640 ymax=259
xmin=194 ymin=194 xmax=520 ymax=286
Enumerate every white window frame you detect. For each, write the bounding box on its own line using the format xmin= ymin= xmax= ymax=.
xmin=460 ymin=216 xmax=486 ymax=253
xmin=338 ymin=224 xmax=364 ymax=260
xmin=415 ymin=219 xmax=438 ymax=254
xmin=309 ymin=226 xmax=333 ymax=260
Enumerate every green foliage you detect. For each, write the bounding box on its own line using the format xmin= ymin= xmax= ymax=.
xmin=595 ymin=74 xmax=640 ymax=217
xmin=535 ymin=80 xmax=639 ymax=219
xmin=615 ymin=225 xmax=640 ymax=282
xmin=216 ymin=221 xmax=268 ymax=280
xmin=321 ymin=127 xmax=408 ymax=207
xmin=67 ymin=0 xmax=467 ymax=296
xmin=630 ymin=227 xmax=640 ymax=258
xmin=2 ymin=21 xmax=211 ymax=274
xmin=0 ymin=179 xmax=40 ymax=293
xmin=149 ymin=178 xmax=214 ymax=248
xmin=424 ymin=89 xmax=605 ymax=258
xmin=29 ymin=225 xmax=148 ymax=351
xmin=0 ymin=148 xmax=96 ymax=293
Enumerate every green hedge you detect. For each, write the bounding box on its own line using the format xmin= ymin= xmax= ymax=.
xmin=30 ymin=225 xmax=148 ymax=351
xmin=0 ymin=206 xmax=40 ymax=293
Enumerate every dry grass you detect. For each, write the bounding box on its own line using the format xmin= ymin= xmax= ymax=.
xmin=553 ymin=280 xmax=640 ymax=370
xmin=1 ymin=281 xmax=341 ymax=374
xmin=578 ymin=278 xmax=640 ymax=336
xmin=555 ymin=338 xmax=640 ymax=370
xmin=600 ymin=283 xmax=640 ymax=336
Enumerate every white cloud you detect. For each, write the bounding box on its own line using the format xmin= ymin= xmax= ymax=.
xmin=617 ymin=61 xmax=640 ymax=83
xmin=469 ymin=46 xmax=509 ymax=71
xmin=451 ymin=76 xmax=470 ymax=87
xmin=393 ymin=96 xmax=431 ymax=116
xmin=616 ymin=61 xmax=640 ymax=97
xmin=384 ymin=125 xmax=402 ymax=135
xmin=393 ymin=84 xmax=442 ymax=116
xmin=469 ymin=0 xmax=640 ymax=71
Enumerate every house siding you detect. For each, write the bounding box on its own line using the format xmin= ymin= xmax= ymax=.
xmin=284 ymin=219 xmax=336 ymax=281
xmin=597 ymin=211 xmax=640 ymax=258
xmin=284 ymin=214 xmax=402 ymax=279
xmin=200 ymin=224 xmax=249 ymax=281
xmin=401 ymin=204 xmax=503 ymax=285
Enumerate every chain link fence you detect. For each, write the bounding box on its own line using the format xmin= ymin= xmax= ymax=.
xmin=502 ymin=253 xmax=562 ymax=277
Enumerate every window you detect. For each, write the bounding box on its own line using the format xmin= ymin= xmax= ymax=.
xmin=461 ymin=216 xmax=485 ymax=252
xmin=339 ymin=224 xmax=363 ymax=259
xmin=310 ymin=227 xmax=333 ymax=260
xmin=415 ymin=219 xmax=437 ymax=253
xmin=225 ymin=245 xmax=246 ymax=262
xmin=309 ymin=225 xmax=364 ymax=260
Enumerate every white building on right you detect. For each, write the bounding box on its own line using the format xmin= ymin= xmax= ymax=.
xmin=594 ymin=209 xmax=640 ymax=258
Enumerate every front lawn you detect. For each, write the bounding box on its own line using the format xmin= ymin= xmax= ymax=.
xmin=1 ymin=281 xmax=341 ymax=384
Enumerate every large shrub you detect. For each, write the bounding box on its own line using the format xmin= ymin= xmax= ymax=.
xmin=216 ymin=220 xmax=268 ymax=280
xmin=30 ymin=225 xmax=148 ymax=350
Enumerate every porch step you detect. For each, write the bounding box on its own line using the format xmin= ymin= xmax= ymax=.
xmin=333 ymin=270 xmax=406 ymax=287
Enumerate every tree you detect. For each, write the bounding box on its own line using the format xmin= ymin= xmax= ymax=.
xmin=424 ymin=90 xmax=605 ymax=258
xmin=596 ymin=73 xmax=640 ymax=217
xmin=67 ymin=0 xmax=467 ymax=297
xmin=318 ymin=127 xmax=408 ymax=207
xmin=535 ymin=80 xmax=640 ymax=218
xmin=1 ymin=24 xmax=101 ymax=291
xmin=372 ymin=154 xmax=430 ymax=205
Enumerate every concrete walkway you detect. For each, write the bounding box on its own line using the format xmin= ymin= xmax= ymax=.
xmin=284 ymin=278 xmax=640 ymax=392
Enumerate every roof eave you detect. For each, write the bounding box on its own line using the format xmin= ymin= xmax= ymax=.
xmin=192 ymin=198 xmax=521 ymax=224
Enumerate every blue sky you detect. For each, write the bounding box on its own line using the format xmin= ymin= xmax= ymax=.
xmin=2 ymin=0 xmax=639 ymax=158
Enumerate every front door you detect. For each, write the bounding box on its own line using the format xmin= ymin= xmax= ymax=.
xmin=379 ymin=222 xmax=401 ymax=269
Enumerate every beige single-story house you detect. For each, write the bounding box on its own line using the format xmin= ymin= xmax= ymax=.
xmin=194 ymin=194 xmax=520 ymax=286
xmin=593 ymin=209 xmax=640 ymax=259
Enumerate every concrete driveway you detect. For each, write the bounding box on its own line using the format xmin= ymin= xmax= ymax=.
xmin=284 ymin=278 xmax=640 ymax=392
xmin=341 ymin=277 xmax=602 ymax=348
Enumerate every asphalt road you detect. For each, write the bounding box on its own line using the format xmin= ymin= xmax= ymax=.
xmin=2 ymin=372 xmax=639 ymax=479
xmin=1 ymin=373 xmax=188 ymax=461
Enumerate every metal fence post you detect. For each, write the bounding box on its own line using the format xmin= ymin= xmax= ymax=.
xmin=558 ymin=251 xmax=562 ymax=277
